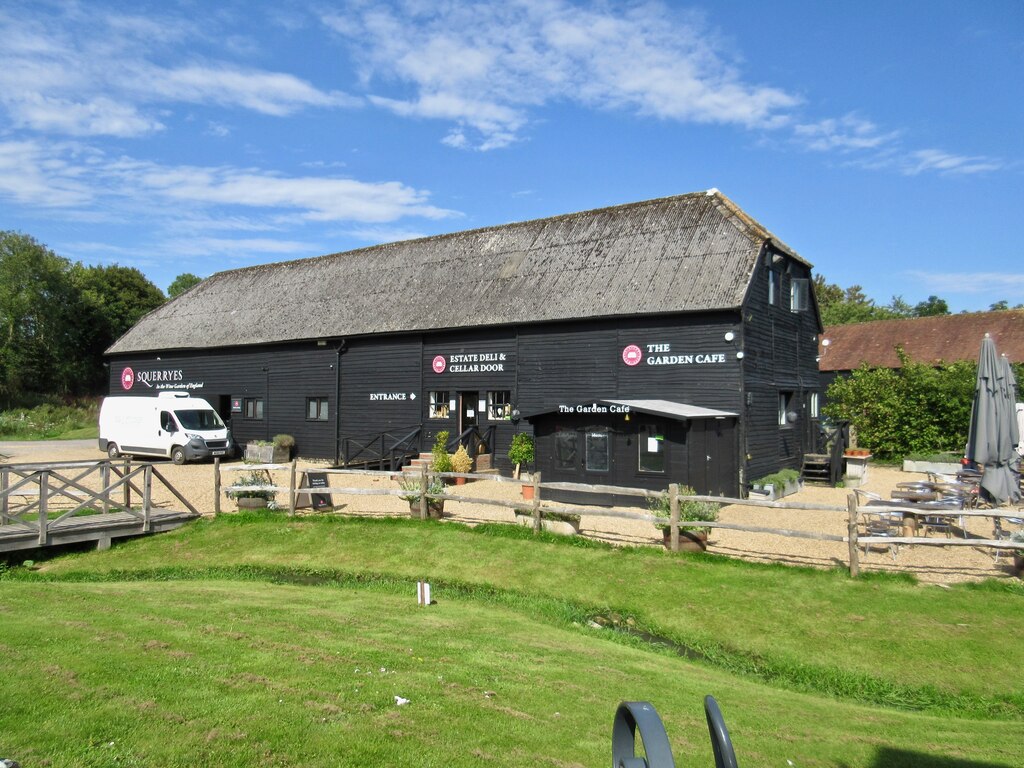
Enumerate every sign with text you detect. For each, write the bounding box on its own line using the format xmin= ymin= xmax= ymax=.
xmin=431 ymin=351 xmax=507 ymax=374
xmin=295 ymin=471 xmax=333 ymax=510
xmin=621 ymin=343 xmax=727 ymax=367
xmin=119 ymin=365 xmax=205 ymax=391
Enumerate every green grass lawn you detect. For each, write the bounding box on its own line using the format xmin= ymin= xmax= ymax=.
xmin=1 ymin=514 xmax=1021 ymax=767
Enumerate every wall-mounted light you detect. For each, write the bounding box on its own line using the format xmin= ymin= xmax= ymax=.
xmin=724 ymin=331 xmax=735 ymax=342
xmin=624 ymin=412 xmax=631 ymax=422
xmin=736 ymin=351 xmax=745 ymax=359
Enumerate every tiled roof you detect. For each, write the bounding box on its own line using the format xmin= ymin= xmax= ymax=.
xmin=107 ymin=190 xmax=806 ymax=354
xmin=819 ymin=311 xmax=1024 ymax=371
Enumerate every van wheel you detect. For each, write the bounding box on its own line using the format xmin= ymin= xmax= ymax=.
xmin=106 ymin=443 xmax=120 ymax=459
xmin=171 ymin=446 xmax=186 ymax=465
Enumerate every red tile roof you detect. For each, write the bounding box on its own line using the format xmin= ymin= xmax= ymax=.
xmin=819 ymin=311 xmax=1024 ymax=371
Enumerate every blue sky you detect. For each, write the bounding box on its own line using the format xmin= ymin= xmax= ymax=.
xmin=1 ymin=0 xmax=1021 ymax=313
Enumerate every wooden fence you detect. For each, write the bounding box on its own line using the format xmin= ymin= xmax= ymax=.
xmin=213 ymin=461 xmax=1024 ymax=576
xmin=0 ymin=459 xmax=200 ymax=551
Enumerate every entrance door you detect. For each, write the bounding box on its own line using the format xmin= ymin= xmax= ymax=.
xmin=685 ymin=418 xmax=739 ymax=497
xmin=459 ymin=391 xmax=479 ymax=438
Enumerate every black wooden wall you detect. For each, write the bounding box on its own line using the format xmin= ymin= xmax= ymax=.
xmin=108 ymin=256 xmax=821 ymax=491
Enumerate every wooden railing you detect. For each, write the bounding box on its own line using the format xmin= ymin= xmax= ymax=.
xmin=1 ymin=459 xmax=200 ymax=545
xmin=211 ymin=462 xmax=1024 ymax=576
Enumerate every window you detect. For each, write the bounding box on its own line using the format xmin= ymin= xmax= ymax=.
xmin=585 ymin=431 xmax=610 ymax=472
xmin=790 ymin=278 xmax=809 ymax=312
xmin=429 ymin=391 xmax=450 ymax=419
xmin=768 ymin=269 xmax=781 ymax=306
xmin=778 ymin=391 xmax=794 ymax=427
xmin=638 ymin=425 xmax=665 ymax=473
xmin=306 ymin=397 xmax=329 ymax=421
xmin=554 ymin=430 xmax=578 ymax=470
xmin=487 ymin=390 xmax=511 ymax=420
xmin=244 ymin=398 xmax=264 ymax=420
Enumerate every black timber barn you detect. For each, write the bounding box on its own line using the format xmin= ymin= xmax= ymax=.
xmin=106 ymin=190 xmax=824 ymax=498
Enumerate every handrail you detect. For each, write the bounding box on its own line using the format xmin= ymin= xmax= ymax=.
xmin=448 ymin=425 xmax=497 ymax=459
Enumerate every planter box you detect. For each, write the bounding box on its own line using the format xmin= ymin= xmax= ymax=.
xmin=750 ymin=479 xmax=802 ymax=502
xmin=514 ymin=512 xmax=580 ymax=536
xmin=901 ymin=460 xmax=962 ymax=475
xmin=245 ymin=442 xmax=290 ymax=463
xmin=235 ymin=496 xmax=270 ymax=510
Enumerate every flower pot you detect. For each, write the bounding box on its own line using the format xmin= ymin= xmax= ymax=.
xmin=236 ymin=496 xmax=268 ymax=510
xmin=662 ymin=528 xmax=708 ymax=552
xmin=521 ymin=484 xmax=535 ymax=500
xmin=455 ymin=476 xmax=466 ymax=486
xmin=408 ymin=500 xmax=445 ymax=520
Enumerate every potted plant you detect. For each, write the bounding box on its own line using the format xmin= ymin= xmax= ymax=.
xmin=226 ymin=470 xmax=277 ymax=510
xmin=648 ymin=485 xmax=719 ymax=552
xmin=508 ymin=432 xmax=536 ymax=498
xmin=244 ymin=435 xmax=294 ymax=463
xmin=398 ymin=476 xmax=446 ymax=519
xmin=272 ymin=434 xmax=295 ymax=461
xmin=450 ymin=444 xmax=473 ymax=484
xmin=431 ymin=431 xmax=453 ymax=477
xmin=750 ymin=469 xmax=801 ymax=501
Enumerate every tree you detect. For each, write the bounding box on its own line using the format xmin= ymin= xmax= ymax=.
xmin=824 ymin=349 xmax=978 ymax=459
xmin=72 ymin=264 xmax=165 ymax=392
xmin=913 ymin=295 xmax=950 ymax=317
xmin=168 ymin=272 xmax=202 ymax=298
xmin=0 ymin=231 xmax=83 ymax=404
xmin=814 ymin=276 xmax=898 ymax=326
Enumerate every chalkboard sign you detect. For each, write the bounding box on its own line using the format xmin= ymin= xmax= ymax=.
xmin=296 ymin=471 xmax=333 ymax=510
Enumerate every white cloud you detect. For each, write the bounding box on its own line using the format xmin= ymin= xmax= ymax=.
xmin=901 ymin=149 xmax=1004 ymax=176
xmin=905 ymin=270 xmax=1024 ymax=295
xmin=793 ymin=114 xmax=899 ymax=152
xmin=0 ymin=5 xmax=356 ymax=138
xmin=0 ymin=141 xmax=459 ymax=226
xmin=324 ymin=0 xmax=799 ymax=150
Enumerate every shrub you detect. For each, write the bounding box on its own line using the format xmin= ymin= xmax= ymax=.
xmin=752 ymin=468 xmax=800 ymax=488
xmin=450 ymin=444 xmax=473 ymax=474
xmin=431 ymin=431 xmax=452 ymax=473
xmin=273 ymin=434 xmax=295 ymax=450
xmin=647 ymin=485 xmax=719 ymax=532
xmin=226 ymin=471 xmax=276 ymax=503
xmin=508 ymin=433 xmax=535 ymax=478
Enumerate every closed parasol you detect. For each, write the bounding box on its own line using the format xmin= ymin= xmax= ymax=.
xmin=966 ymin=334 xmax=1021 ymax=504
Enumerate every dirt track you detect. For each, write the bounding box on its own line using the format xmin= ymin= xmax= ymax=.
xmin=2 ymin=440 xmax=1019 ymax=585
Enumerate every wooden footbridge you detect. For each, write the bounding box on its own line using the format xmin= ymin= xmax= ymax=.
xmin=0 ymin=459 xmax=200 ymax=554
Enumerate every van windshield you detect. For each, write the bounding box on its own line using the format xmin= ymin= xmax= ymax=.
xmin=175 ymin=409 xmax=224 ymax=430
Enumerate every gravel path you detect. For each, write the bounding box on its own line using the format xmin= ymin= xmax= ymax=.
xmin=2 ymin=440 xmax=1019 ymax=584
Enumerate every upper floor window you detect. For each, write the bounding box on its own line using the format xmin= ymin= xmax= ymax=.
xmin=778 ymin=391 xmax=794 ymax=427
xmin=790 ymin=278 xmax=809 ymax=312
xmin=768 ymin=269 xmax=781 ymax=306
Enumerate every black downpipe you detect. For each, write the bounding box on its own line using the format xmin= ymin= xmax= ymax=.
xmin=334 ymin=340 xmax=346 ymax=465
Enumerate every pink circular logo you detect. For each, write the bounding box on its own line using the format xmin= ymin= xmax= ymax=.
xmin=622 ymin=345 xmax=643 ymax=366
xmin=121 ymin=367 xmax=135 ymax=390
xmin=432 ymin=355 xmax=447 ymax=374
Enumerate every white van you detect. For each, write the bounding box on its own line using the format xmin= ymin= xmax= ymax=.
xmin=98 ymin=392 xmax=234 ymax=464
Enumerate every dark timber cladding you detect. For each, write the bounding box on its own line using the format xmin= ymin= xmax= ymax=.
xmin=105 ymin=189 xmax=824 ymax=498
